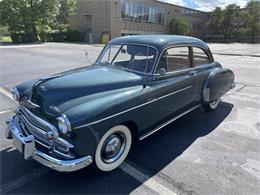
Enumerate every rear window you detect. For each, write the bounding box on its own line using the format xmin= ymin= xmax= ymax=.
xmin=193 ymin=47 xmax=210 ymax=66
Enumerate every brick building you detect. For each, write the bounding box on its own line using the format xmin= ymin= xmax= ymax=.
xmin=70 ymin=0 xmax=208 ymax=43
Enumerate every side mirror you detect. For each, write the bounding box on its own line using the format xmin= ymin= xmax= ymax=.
xmin=159 ymin=68 xmax=166 ymax=76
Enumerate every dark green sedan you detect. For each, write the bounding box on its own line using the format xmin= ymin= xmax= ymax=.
xmin=5 ymin=35 xmax=235 ymax=172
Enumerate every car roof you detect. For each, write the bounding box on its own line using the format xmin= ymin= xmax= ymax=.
xmin=109 ymin=35 xmax=210 ymax=52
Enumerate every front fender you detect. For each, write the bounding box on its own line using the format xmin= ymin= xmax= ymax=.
xmin=15 ymin=79 xmax=37 ymax=101
xmin=203 ymin=68 xmax=235 ymax=103
xmin=64 ymin=86 xmax=144 ymax=157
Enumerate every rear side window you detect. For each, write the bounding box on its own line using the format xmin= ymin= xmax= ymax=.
xmin=156 ymin=46 xmax=191 ymax=73
xmin=193 ymin=47 xmax=210 ymax=66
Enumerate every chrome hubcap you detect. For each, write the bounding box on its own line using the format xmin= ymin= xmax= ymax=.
xmin=101 ymin=133 xmax=126 ymax=164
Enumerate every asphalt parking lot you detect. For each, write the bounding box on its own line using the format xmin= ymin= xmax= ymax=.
xmin=0 ymin=42 xmax=260 ymax=195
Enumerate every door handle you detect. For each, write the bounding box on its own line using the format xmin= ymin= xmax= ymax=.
xmin=189 ymin=70 xmax=198 ymax=76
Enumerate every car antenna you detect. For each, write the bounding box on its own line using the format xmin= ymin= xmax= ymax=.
xmin=85 ymin=50 xmax=93 ymax=65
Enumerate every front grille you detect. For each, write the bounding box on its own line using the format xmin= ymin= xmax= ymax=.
xmin=18 ymin=106 xmax=75 ymax=159
xmin=19 ymin=106 xmax=57 ymax=149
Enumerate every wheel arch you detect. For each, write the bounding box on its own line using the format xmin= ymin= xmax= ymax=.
xmin=202 ymin=67 xmax=234 ymax=103
xmin=122 ymin=121 xmax=139 ymax=142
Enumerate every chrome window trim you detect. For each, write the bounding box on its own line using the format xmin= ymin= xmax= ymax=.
xmin=96 ymin=42 xmax=159 ymax=75
xmin=192 ymin=46 xmax=212 ymax=67
xmin=139 ymin=104 xmax=201 ymax=140
xmin=74 ymin=85 xmax=192 ymax=129
xmin=152 ymin=44 xmax=214 ymax=75
xmin=153 ymin=63 xmax=216 ymax=79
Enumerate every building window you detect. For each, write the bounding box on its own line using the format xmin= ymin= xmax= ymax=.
xmin=121 ymin=0 xmax=165 ymax=25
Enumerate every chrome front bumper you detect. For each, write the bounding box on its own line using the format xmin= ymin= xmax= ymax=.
xmin=5 ymin=116 xmax=93 ymax=172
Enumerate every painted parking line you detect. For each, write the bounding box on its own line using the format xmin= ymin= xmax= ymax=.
xmin=0 ymin=108 xmax=13 ymax=115
xmin=0 ymin=87 xmax=15 ymax=102
xmin=120 ymin=162 xmax=176 ymax=195
xmin=0 ymin=44 xmax=47 ymax=49
xmin=0 ymin=167 xmax=49 ymax=194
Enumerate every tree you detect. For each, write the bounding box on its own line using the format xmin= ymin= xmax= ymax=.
xmin=57 ymin=0 xmax=77 ymax=24
xmin=206 ymin=7 xmax=223 ymax=35
xmin=243 ymin=1 xmax=260 ymax=41
xmin=170 ymin=17 xmax=189 ymax=35
xmin=221 ymin=4 xmax=240 ymax=40
xmin=0 ymin=0 xmax=76 ymax=41
xmin=206 ymin=4 xmax=239 ymax=41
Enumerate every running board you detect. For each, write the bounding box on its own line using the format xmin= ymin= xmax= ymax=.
xmin=139 ymin=105 xmax=201 ymax=140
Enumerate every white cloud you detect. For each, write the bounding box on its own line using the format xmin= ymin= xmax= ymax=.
xmin=193 ymin=0 xmax=251 ymax=11
xmin=159 ymin=0 xmax=187 ymax=7
xmin=159 ymin=0 xmax=254 ymax=12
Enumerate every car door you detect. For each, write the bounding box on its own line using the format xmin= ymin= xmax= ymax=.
xmin=141 ymin=46 xmax=199 ymax=133
xmin=191 ymin=46 xmax=217 ymax=103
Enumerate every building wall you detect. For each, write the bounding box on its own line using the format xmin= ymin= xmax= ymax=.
xmin=70 ymin=0 xmax=112 ymax=43
xmin=70 ymin=0 xmax=208 ymax=43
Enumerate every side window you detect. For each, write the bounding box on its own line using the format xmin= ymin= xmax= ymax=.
xmin=193 ymin=47 xmax=210 ymax=66
xmin=156 ymin=47 xmax=191 ymax=73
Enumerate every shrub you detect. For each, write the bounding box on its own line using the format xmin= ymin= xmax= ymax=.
xmin=65 ymin=30 xmax=82 ymax=42
xmin=11 ymin=33 xmax=36 ymax=43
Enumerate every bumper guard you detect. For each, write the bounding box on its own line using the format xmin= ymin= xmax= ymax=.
xmin=5 ymin=116 xmax=93 ymax=172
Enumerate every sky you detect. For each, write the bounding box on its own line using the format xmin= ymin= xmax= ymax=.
xmin=159 ymin=0 xmax=255 ymax=11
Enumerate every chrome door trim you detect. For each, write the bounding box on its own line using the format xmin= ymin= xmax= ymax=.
xmin=139 ymin=104 xmax=201 ymax=140
xmin=74 ymin=86 xmax=192 ymax=129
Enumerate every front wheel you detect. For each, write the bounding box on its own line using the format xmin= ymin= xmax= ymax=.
xmin=202 ymin=99 xmax=220 ymax=112
xmin=95 ymin=125 xmax=132 ymax=172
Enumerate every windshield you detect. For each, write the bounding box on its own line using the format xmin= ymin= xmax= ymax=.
xmin=96 ymin=44 xmax=157 ymax=73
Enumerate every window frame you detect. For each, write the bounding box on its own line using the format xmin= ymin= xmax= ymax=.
xmin=191 ymin=46 xmax=212 ymax=67
xmin=154 ymin=46 xmax=193 ymax=75
xmin=95 ymin=43 xmax=159 ymax=75
xmin=152 ymin=44 xmax=215 ymax=77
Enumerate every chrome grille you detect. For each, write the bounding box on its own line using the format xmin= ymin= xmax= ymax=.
xmin=19 ymin=106 xmax=57 ymax=149
xmin=18 ymin=106 xmax=75 ymax=159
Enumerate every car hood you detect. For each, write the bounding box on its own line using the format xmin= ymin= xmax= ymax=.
xmin=30 ymin=66 xmax=144 ymax=116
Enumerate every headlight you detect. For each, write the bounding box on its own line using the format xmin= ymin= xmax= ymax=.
xmin=57 ymin=114 xmax=71 ymax=135
xmin=11 ymin=87 xmax=20 ymax=102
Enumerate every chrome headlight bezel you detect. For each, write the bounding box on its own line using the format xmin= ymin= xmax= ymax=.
xmin=10 ymin=87 xmax=20 ymax=102
xmin=57 ymin=114 xmax=72 ymax=135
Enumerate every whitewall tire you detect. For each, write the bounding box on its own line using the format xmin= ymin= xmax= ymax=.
xmin=202 ymin=99 xmax=220 ymax=112
xmin=95 ymin=125 xmax=132 ymax=172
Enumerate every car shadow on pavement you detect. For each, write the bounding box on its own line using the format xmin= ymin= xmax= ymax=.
xmin=0 ymin=101 xmax=233 ymax=194
xmin=127 ymin=101 xmax=234 ymax=175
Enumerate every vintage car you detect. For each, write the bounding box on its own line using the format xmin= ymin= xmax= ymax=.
xmin=5 ymin=35 xmax=235 ymax=172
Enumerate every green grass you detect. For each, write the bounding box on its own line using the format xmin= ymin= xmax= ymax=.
xmin=0 ymin=36 xmax=12 ymax=42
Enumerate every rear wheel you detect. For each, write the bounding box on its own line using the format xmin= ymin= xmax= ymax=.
xmin=95 ymin=125 xmax=132 ymax=172
xmin=202 ymin=99 xmax=220 ymax=112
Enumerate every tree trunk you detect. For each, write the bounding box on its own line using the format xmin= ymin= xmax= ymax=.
xmin=29 ymin=0 xmax=39 ymax=41
xmin=32 ymin=23 xmax=39 ymax=41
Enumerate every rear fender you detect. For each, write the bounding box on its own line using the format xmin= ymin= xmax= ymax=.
xmin=203 ymin=68 xmax=235 ymax=103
